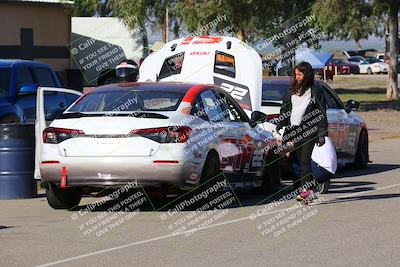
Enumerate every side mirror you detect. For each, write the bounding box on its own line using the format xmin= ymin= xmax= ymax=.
xmin=250 ymin=111 xmax=268 ymax=127
xmin=19 ymin=84 xmax=38 ymax=95
xmin=345 ymin=99 xmax=360 ymax=112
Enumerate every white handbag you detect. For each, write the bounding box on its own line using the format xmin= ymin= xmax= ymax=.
xmin=311 ymin=136 xmax=337 ymax=174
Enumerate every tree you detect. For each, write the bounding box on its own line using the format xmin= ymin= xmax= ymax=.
xmin=313 ymin=0 xmax=399 ymax=100
xmin=174 ymin=0 xmax=274 ymax=42
xmin=72 ymin=0 xmax=112 ymax=17
xmin=107 ymin=0 xmax=152 ymax=54
xmin=375 ymin=0 xmax=399 ymax=99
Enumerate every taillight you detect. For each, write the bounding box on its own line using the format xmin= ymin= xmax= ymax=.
xmin=43 ymin=127 xmax=85 ymax=144
xmin=130 ymin=126 xmax=192 ymax=143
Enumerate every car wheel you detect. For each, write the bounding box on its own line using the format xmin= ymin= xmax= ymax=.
xmin=261 ymin=155 xmax=281 ymax=194
xmin=354 ymin=130 xmax=369 ymax=169
xmin=46 ymin=183 xmax=82 ymax=209
xmin=171 ymin=151 xmax=222 ymax=211
xmin=0 ymin=115 xmax=19 ymax=124
xmin=200 ymin=151 xmax=222 ymax=185
xmin=367 ymin=68 xmax=372 ymax=75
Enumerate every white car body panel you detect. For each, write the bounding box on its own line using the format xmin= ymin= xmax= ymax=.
xmin=35 ymin=87 xmax=83 ymax=180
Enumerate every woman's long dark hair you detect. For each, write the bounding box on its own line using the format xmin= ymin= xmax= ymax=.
xmin=290 ymin=61 xmax=314 ymax=96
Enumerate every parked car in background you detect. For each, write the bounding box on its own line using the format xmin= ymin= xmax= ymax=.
xmin=328 ymin=58 xmax=360 ymax=74
xmin=375 ymin=53 xmax=387 ymax=63
xmin=348 ymin=56 xmax=388 ymax=74
xmin=0 ymin=59 xmax=80 ymax=123
xmin=261 ymin=77 xmax=369 ymax=169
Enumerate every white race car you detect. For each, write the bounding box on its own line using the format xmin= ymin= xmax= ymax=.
xmin=35 ymin=83 xmax=280 ymax=209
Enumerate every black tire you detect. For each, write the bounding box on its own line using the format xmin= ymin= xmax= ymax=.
xmin=367 ymin=68 xmax=372 ymax=75
xmin=200 ymin=151 xmax=222 ymax=185
xmin=163 ymin=152 xmax=222 ymax=211
xmin=46 ymin=183 xmax=82 ymax=210
xmin=0 ymin=115 xmax=19 ymax=124
xmin=262 ymin=156 xmax=281 ymax=194
xmin=354 ymin=130 xmax=369 ymax=169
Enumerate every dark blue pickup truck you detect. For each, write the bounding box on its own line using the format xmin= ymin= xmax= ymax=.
xmin=0 ymin=60 xmax=79 ymax=123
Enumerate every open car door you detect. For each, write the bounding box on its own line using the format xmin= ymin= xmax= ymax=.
xmin=34 ymin=87 xmax=83 ymax=180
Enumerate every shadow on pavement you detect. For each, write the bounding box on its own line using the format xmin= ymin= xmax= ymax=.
xmin=335 ymin=163 xmax=400 ymax=179
xmin=0 ymin=226 xmax=15 ymax=230
xmin=72 ymin=164 xmax=399 ymax=213
xmin=321 ymin=193 xmax=400 ymax=205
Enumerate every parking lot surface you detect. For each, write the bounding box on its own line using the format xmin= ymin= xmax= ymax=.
xmin=1 ymin=139 xmax=400 ymax=267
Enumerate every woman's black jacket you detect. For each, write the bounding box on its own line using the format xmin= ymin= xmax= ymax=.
xmin=276 ymin=84 xmax=328 ymax=141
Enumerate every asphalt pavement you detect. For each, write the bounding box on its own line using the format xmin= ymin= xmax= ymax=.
xmin=1 ymin=139 xmax=400 ymax=267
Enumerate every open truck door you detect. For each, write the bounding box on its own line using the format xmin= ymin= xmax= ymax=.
xmin=34 ymin=87 xmax=83 ymax=181
xmin=139 ymin=35 xmax=278 ymax=134
xmin=139 ymin=36 xmax=262 ymax=117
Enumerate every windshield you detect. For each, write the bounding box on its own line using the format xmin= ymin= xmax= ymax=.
xmin=365 ymin=57 xmax=381 ymax=63
xmin=0 ymin=68 xmax=11 ymax=96
xmin=262 ymin=82 xmax=289 ymax=101
xmin=67 ymin=90 xmax=185 ymax=113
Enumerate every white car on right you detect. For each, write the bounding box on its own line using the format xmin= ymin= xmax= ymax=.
xmin=348 ymin=56 xmax=388 ymax=74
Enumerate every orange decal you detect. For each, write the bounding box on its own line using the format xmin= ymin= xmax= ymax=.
xmin=181 ymin=37 xmax=194 ymax=45
xmin=192 ymin=36 xmax=223 ymax=44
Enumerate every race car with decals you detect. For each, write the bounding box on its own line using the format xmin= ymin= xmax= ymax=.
xmin=35 ymin=83 xmax=280 ymax=209
xmin=139 ymin=35 xmax=369 ymax=170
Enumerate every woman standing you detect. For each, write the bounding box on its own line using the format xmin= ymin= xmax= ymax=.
xmin=276 ymin=62 xmax=328 ymax=201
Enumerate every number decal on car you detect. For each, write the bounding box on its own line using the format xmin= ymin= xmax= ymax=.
xmin=220 ymin=82 xmax=249 ymax=101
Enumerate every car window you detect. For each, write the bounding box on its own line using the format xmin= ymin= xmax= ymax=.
xmin=321 ymin=85 xmax=344 ymax=109
xmin=44 ymin=92 xmax=67 ymax=120
xmin=199 ymin=90 xmax=225 ymax=122
xmin=216 ymin=90 xmax=248 ymax=123
xmin=214 ymin=51 xmax=235 ymax=78
xmin=64 ymin=92 xmax=81 ymax=106
xmin=365 ymin=57 xmax=380 ymax=63
xmin=262 ymin=82 xmax=288 ymax=102
xmin=190 ymin=98 xmax=209 ymax=121
xmin=68 ymin=90 xmax=184 ymax=112
xmin=32 ymin=67 xmax=56 ymax=87
xmin=0 ymin=68 xmax=11 ymax=96
xmin=158 ymin=52 xmax=185 ymax=79
xmin=16 ymin=67 xmax=34 ymax=91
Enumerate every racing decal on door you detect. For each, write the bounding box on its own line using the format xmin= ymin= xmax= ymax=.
xmin=250 ymin=149 xmax=264 ymax=170
xmin=213 ymin=77 xmax=252 ymax=111
xmin=219 ymin=136 xmax=262 ymax=173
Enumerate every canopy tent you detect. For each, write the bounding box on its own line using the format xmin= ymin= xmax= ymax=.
xmin=295 ymin=49 xmax=334 ymax=69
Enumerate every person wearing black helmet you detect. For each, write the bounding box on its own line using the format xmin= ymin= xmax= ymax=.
xmin=116 ymin=59 xmax=139 ymax=82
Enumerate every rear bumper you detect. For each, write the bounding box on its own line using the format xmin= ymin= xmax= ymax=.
xmin=40 ymin=156 xmax=200 ymax=189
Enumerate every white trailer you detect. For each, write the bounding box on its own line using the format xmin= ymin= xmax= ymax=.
xmin=139 ymin=36 xmax=263 ymax=117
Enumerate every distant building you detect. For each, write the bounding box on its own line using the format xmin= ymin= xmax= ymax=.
xmin=0 ymin=0 xmax=74 ymax=73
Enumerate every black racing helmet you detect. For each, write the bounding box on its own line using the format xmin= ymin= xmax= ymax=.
xmin=116 ymin=59 xmax=139 ymax=82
